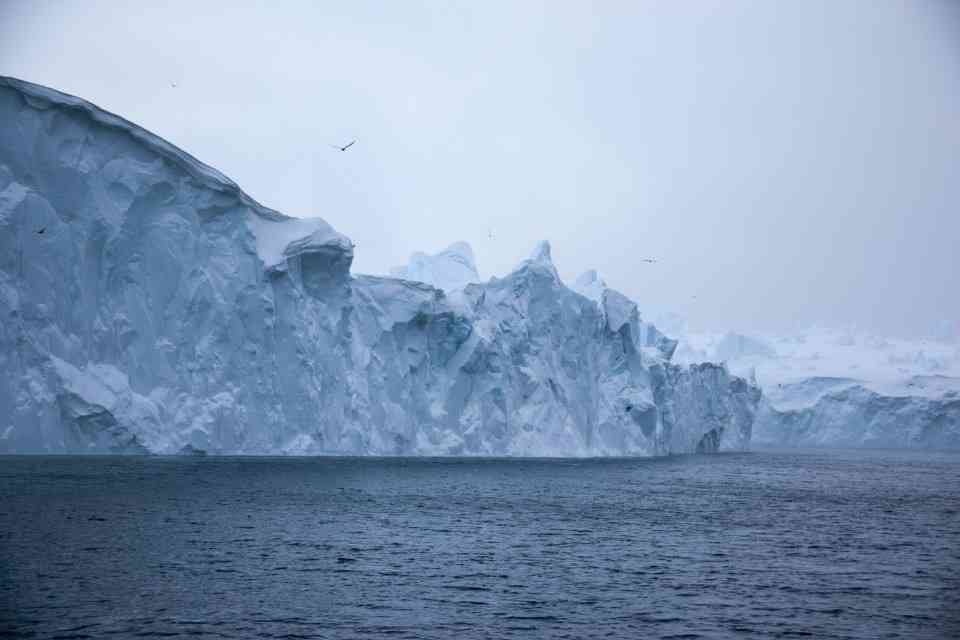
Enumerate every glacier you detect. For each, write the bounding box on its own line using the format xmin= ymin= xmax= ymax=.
xmin=0 ymin=76 xmax=761 ymax=455
xmin=674 ymin=327 xmax=960 ymax=449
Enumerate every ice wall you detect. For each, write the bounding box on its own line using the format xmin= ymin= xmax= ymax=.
xmin=0 ymin=76 xmax=760 ymax=455
xmin=751 ymin=376 xmax=960 ymax=449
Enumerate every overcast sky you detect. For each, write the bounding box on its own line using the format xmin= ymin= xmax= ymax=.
xmin=2 ymin=0 xmax=958 ymax=337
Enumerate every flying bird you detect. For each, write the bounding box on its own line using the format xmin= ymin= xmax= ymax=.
xmin=36 ymin=227 xmax=46 ymax=235
xmin=640 ymin=258 xmax=657 ymax=264
xmin=330 ymin=140 xmax=356 ymax=152
xmin=171 ymin=82 xmax=177 ymax=88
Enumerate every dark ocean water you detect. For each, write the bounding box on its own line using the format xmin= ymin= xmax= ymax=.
xmin=1 ymin=449 xmax=958 ymax=639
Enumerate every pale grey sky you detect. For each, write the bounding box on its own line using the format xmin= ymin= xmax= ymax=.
xmin=2 ymin=0 xmax=958 ymax=336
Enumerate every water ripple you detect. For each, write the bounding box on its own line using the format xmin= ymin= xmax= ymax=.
xmin=1 ymin=449 xmax=958 ymax=638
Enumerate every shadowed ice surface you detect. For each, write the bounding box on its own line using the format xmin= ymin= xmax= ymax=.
xmin=1 ymin=449 xmax=959 ymax=639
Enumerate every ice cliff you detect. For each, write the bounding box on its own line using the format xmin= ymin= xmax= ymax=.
xmin=0 ymin=76 xmax=760 ymax=455
xmin=675 ymin=328 xmax=960 ymax=449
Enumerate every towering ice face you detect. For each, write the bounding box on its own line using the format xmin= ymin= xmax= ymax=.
xmin=0 ymin=76 xmax=760 ymax=455
xmin=390 ymin=241 xmax=480 ymax=293
xmin=446 ymin=243 xmax=759 ymax=455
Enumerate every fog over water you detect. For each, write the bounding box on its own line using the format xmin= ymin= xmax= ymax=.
xmin=2 ymin=0 xmax=958 ymax=336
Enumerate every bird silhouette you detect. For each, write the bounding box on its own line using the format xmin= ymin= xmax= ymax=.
xmin=330 ymin=140 xmax=356 ymax=152
xmin=36 ymin=227 xmax=46 ymax=235
xmin=640 ymin=258 xmax=656 ymax=264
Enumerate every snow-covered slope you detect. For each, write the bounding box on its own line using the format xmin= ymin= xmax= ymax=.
xmin=674 ymin=327 xmax=960 ymax=449
xmin=390 ymin=241 xmax=480 ymax=293
xmin=0 ymin=76 xmax=760 ymax=455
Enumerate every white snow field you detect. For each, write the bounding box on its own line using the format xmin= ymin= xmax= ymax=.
xmin=0 ymin=76 xmax=760 ymax=455
xmin=673 ymin=327 xmax=960 ymax=449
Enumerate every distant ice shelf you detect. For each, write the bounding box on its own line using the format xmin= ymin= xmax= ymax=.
xmin=672 ymin=327 xmax=960 ymax=449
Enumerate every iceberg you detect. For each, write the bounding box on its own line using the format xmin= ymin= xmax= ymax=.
xmin=752 ymin=375 xmax=960 ymax=449
xmin=674 ymin=327 xmax=960 ymax=449
xmin=390 ymin=241 xmax=479 ymax=293
xmin=0 ymin=76 xmax=760 ymax=455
